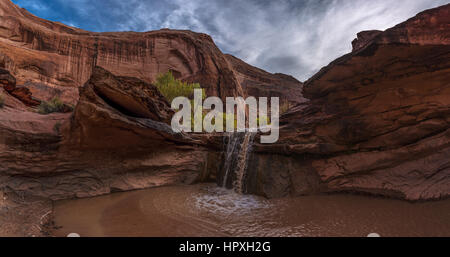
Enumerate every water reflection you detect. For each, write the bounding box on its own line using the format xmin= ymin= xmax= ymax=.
xmin=52 ymin=183 xmax=450 ymax=237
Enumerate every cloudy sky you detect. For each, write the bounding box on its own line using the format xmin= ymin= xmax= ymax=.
xmin=12 ymin=0 xmax=450 ymax=81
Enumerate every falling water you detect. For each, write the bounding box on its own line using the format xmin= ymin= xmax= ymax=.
xmin=221 ymin=133 xmax=241 ymax=188
xmin=233 ymin=132 xmax=256 ymax=194
xmin=220 ymin=131 xmax=256 ymax=194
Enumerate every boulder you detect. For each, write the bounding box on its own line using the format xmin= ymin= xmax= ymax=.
xmin=252 ymin=4 xmax=450 ymax=201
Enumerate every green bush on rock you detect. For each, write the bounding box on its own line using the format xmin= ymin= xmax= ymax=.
xmin=154 ymin=71 xmax=204 ymax=103
xmin=37 ymin=97 xmax=72 ymax=114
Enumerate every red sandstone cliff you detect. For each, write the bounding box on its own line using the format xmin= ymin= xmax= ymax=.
xmin=251 ymin=4 xmax=450 ymax=201
xmin=0 ymin=0 xmax=304 ymax=107
xmin=1 ymin=1 xmax=450 ymax=236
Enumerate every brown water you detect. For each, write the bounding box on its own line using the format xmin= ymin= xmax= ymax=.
xmin=52 ymin=183 xmax=450 ymax=237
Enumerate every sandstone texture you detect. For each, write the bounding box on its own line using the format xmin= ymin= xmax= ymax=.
xmin=252 ymin=4 xmax=450 ymax=201
xmin=0 ymin=67 xmax=218 ymax=237
xmin=0 ymin=67 xmax=215 ymax=200
xmin=0 ymin=0 xmax=303 ymax=106
xmin=1 ymin=68 xmax=40 ymax=106
xmin=0 ymin=0 xmax=449 ymax=235
xmin=0 ymin=1 xmax=300 ymax=234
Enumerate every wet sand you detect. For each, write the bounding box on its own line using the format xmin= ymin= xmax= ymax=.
xmin=52 ymin=183 xmax=450 ymax=237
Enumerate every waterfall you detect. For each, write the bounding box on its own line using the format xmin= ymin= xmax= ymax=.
xmin=233 ymin=132 xmax=256 ymax=194
xmin=220 ymin=131 xmax=256 ymax=194
xmin=221 ymin=133 xmax=242 ymax=188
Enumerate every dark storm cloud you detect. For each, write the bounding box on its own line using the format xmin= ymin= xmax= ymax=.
xmin=12 ymin=0 xmax=450 ymax=81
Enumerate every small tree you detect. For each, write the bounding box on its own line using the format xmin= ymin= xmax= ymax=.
xmin=37 ymin=97 xmax=70 ymax=114
xmin=154 ymin=71 xmax=204 ymax=103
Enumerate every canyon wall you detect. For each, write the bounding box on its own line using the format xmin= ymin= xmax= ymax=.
xmin=0 ymin=66 xmax=216 ymax=200
xmin=0 ymin=0 xmax=304 ymax=106
xmin=0 ymin=0 xmax=300 ymax=206
xmin=0 ymin=0 xmax=449 ymax=209
xmin=251 ymin=4 xmax=450 ymax=201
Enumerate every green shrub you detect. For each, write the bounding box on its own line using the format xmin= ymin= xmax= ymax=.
xmin=37 ymin=97 xmax=68 ymax=114
xmin=155 ymin=71 xmax=204 ymax=103
xmin=0 ymin=94 xmax=4 ymax=108
xmin=155 ymin=71 xmax=274 ymax=131
xmin=155 ymin=71 xmax=206 ymax=130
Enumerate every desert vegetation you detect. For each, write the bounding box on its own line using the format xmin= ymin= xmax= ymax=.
xmin=155 ymin=71 xmax=275 ymax=130
xmin=154 ymin=71 xmax=204 ymax=102
xmin=37 ymin=97 xmax=72 ymax=114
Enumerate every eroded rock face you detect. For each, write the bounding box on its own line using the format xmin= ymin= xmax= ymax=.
xmin=225 ymin=55 xmax=307 ymax=106
xmin=0 ymin=0 xmax=449 ymax=211
xmin=252 ymin=4 xmax=450 ymax=201
xmin=0 ymin=0 xmax=304 ymax=105
xmin=79 ymin=66 xmax=173 ymax=123
xmin=0 ymin=0 xmax=302 ymax=212
xmin=351 ymin=30 xmax=382 ymax=52
xmin=0 ymin=69 xmax=15 ymax=91
xmin=0 ymin=67 xmax=218 ymax=202
xmin=0 ymin=68 xmax=39 ymax=106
